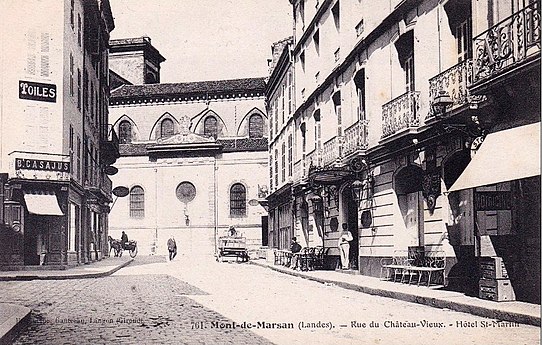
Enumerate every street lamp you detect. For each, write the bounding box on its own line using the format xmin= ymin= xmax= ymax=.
xmin=351 ymin=179 xmax=364 ymax=204
xmin=309 ymin=194 xmax=323 ymax=213
xmin=432 ymin=90 xmax=453 ymax=116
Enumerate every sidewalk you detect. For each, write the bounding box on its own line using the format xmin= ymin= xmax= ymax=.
xmin=250 ymin=259 xmax=541 ymax=327
xmin=0 ymin=256 xmax=133 ymax=344
xmin=0 ymin=256 xmax=133 ymax=281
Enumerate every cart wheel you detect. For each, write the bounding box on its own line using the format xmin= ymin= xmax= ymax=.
xmin=129 ymin=246 xmax=138 ymax=258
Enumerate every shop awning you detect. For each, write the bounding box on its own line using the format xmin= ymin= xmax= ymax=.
xmin=448 ymin=122 xmax=540 ymax=192
xmin=24 ymin=192 xmax=64 ymax=216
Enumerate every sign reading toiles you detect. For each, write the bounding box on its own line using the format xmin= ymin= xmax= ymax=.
xmin=19 ymin=80 xmax=57 ymax=103
xmin=15 ymin=158 xmax=70 ymax=173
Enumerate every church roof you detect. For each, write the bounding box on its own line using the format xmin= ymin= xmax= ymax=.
xmin=110 ymin=77 xmax=266 ymax=100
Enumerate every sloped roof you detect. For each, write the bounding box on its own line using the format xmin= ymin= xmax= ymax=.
xmin=111 ymin=77 xmax=266 ymax=99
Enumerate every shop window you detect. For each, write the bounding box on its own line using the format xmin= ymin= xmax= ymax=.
xmin=249 ymin=114 xmax=264 ymax=138
xmin=230 ymin=183 xmax=247 ymax=216
xmin=204 ymin=116 xmax=218 ymax=138
xmin=118 ymin=120 xmax=132 ymax=144
xmin=130 ymin=186 xmax=145 ymax=218
xmin=161 ymin=118 xmax=174 ymax=138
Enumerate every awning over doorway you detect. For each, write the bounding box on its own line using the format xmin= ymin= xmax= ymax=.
xmin=449 ymin=122 xmax=540 ymax=192
xmin=24 ymin=192 xmax=64 ymax=216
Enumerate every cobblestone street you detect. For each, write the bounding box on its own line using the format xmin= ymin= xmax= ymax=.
xmin=3 ymin=255 xmax=539 ymax=345
xmin=4 ymin=256 xmax=271 ymax=345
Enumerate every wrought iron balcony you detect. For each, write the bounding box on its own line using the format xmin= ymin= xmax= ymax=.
xmin=381 ymin=91 xmax=420 ymax=139
xmin=84 ymin=164 xmax=113 ymax=201
xmin=306 ymin=148 xmax=319 ymax=170
xmin=428 ymin=59 xmax=473 ymax=119
xmin=101 ymin=174 xmax=113 ymax=201
xmin=322 ymin=136 xmax=339 ymax=167
xmin=343 ymin=120 xmax=369 ymax=156
xmin=473 ymin=2 xmax=540 ymax=85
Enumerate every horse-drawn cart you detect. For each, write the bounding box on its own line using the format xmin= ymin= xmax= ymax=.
xmin=108 ymin=236 xmax=138 ymax=258
xmin=216 ymin=236 xmax=248 ymax=262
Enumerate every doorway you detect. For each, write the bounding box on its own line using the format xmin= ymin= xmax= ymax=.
xmin=342 ymin=186 xmax=359 ymax=270
xmin=395 ymin=165 xmax=424 ymax=248
xmin=24 ymin=214 xmax=48 ymax=265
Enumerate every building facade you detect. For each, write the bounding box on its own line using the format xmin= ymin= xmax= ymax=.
xmin=0 ymin=0 xmax=119 ymax=268
xmin=266 ymin=0 xmax=540 ymax=304
xmin=108 ymin=38 xmax=269 ymax=256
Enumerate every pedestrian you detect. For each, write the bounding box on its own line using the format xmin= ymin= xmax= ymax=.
xmin=167 ymin=236 xmax=177 ymax=261
xmin=338 ymin=223 xmax=353 ymax=270
xmin=289 ymin=237 xmax=302 ymax=269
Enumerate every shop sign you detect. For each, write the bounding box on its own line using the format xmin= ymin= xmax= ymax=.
xmin=475 ymin=191 xmax=511 ymax=211
xmin=19 ymin=80 xmax=57 ymax=103
xmin=422 ymin=171 xmax=441 ymax=214
xmin=15 ymin=158 xmax=70 ymax=173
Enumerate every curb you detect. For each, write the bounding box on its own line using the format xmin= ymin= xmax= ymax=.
xmin=0 ymin=259 xmax=134 ymax=281
xmin=250 ymin=260 xmax=541 ymax=327
xmin=0 ymin=304 xmax=31 ymax=345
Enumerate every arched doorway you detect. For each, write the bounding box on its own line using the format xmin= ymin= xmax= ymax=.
xmin=394 ymin=165 xmax=424 ymax=248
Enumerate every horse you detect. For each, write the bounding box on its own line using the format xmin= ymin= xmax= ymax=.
xmin=108 ymin=236 xmax=123 ymax=257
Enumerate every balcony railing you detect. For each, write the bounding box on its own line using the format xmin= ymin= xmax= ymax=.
xmin=322 ymin=136 xmax=339 ymax=166
xmin=84 ymin=163 xmax=113 ymax=200
xmin=101 ymin=174 xmax=112 ymax=200
xmin=381 ymin=91 xmax=420 ymax=139
xmin=343 ymin=120 xmax=369 ymax=156
xmin=306 ymin=148 xmax=318 ymax=169
xmin=473 ymin=2 xmax=540 ymax=85
xmin=427 ymin=59 xmax=473 ymax=119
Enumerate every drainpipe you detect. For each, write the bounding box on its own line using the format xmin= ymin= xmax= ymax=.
xmin=213 ymin=157 xmax=218 ymax=256
xmin=154 ymin=167 xmax=158 ymax=254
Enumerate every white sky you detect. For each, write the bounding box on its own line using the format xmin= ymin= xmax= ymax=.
xmin=109 ymin=0 xmax=293 ymax=83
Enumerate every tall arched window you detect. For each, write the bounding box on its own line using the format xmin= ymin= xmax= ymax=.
xmin=230 ymin=183 xmax=246 ymax=216
xmin=161 ymin=118 xmax=174 ymax=138
xmin=118 ymin=120 xmax=132 ymax=144
xmin=204 ymin=116 xmax=218 ymax=138
xmin=248 ymin=114 xmax=264 ymax=138
xmin=129 ymin=186 xmax=145 ymax=218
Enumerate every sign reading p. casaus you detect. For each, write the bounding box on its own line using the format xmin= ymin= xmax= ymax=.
xmin=19 ymin=80 xmax=56 ymax=103
xmin=15 ymin=158 xmax=70 ymax=173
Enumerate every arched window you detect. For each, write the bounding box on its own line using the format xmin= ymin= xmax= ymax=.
xmin=161 ymin=118 xmax=174 ymax=138
xmin=248 ymin=114 xmax=264 ymax=138
xmin=204 ymin=116 xmax=218 ymax=139
xmin=230 ymin=183 xmax=246 ymax=216
xmin=118 ymin=120 xmax=132 ymax=144
xmin=129 ymin=186 xmax=145 ymax=218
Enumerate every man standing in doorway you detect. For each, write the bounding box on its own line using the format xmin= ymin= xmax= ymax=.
xmin=338 ymin=223 xmax=353 ymax=270
xmin=167 ymin=236 xmax=177 ymax=261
